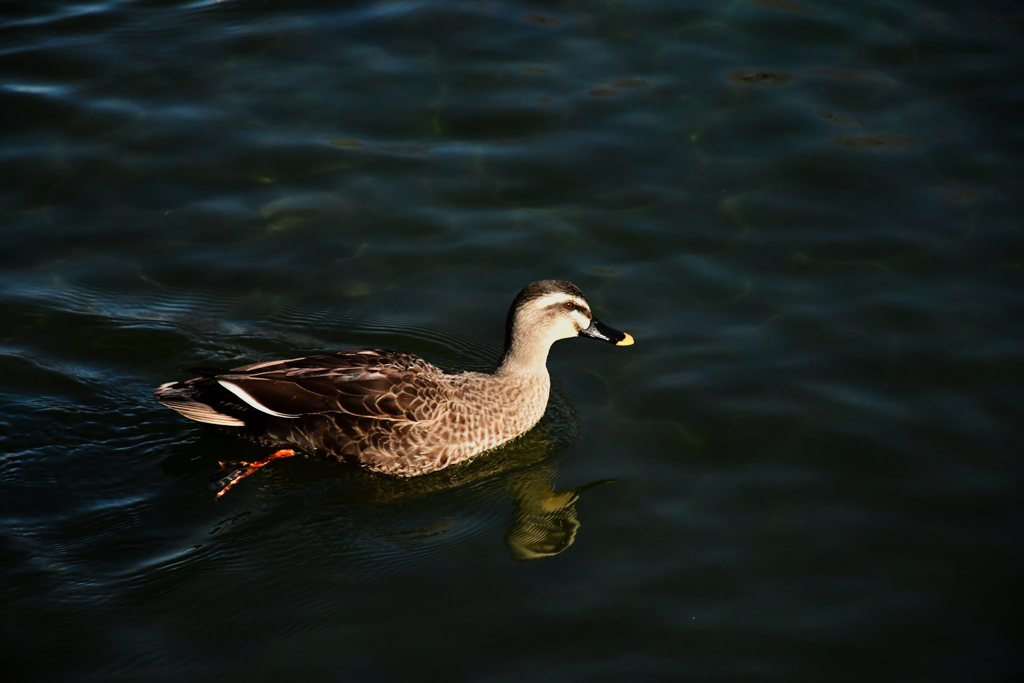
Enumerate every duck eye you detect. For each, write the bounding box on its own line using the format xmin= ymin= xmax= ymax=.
xmin=563 ymin=301 xmax=575 ymax=311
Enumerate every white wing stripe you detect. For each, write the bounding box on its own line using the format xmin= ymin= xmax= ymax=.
xmin=218 ymin=380 xmax=302 ymax=418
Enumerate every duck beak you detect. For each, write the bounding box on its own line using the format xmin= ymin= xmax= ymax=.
xmin=579 ymin=318 xmax=634 ymax=346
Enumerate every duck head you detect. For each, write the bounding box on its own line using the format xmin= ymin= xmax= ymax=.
xmin=499 ymin=280 xmax=633 ymax=374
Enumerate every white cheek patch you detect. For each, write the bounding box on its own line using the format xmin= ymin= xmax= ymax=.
xmin=218 ymin=380 xmax=302 ymax=418
xmin=570 ymin=310 xmax=592 ymax=330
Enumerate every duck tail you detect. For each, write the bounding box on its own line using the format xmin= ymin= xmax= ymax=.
xmin=154 ymin=381 xmax=247 ymax=427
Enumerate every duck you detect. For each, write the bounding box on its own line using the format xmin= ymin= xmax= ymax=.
xmin=154 ymin=280 xmax=633 ymax=496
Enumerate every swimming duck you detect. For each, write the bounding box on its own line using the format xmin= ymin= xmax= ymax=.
xmin=155 ymin=280 xmax=633 ymax=495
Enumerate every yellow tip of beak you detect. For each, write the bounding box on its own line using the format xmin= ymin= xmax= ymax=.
xmin=616 ymin=333 xmax=634 ymax=347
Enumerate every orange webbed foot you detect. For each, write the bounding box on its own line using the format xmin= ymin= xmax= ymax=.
xmin=211 ymin=449 xmax=297 ymax=498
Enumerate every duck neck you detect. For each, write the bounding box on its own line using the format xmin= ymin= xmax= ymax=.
xmin=496 ymin=326 xmax=553 ymax=378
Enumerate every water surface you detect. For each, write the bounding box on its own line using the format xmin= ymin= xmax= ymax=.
xmin=2 ymin=1 xmax=1022 ymax=680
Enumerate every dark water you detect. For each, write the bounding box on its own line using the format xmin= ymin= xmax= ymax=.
xmin=2 ymin=0 xmax=1022 ymax=680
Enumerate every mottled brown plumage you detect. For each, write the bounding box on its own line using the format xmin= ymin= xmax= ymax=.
xmin=155 ymin=280 xmax=633 ymax=482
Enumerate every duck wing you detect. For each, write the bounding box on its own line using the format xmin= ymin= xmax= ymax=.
xmin=212 ymin=349 xmax=446 ymax=422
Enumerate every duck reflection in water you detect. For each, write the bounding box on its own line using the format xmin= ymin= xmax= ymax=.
xmin=364 ymin=453 xmax=615 ymax=562
xmin=310 ymin=423 xmax=614 ymax=562
xmin=163 ymin=419 xmax=615 ymax=561
xmin=503 ymin=471 xmax=615 ymax=561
